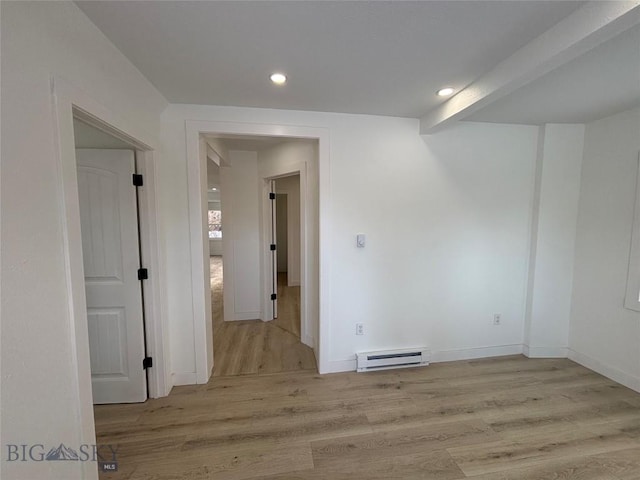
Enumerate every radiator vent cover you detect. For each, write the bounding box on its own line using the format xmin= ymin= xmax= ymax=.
xmin=356 ymin=348 xmax=430 ymax=372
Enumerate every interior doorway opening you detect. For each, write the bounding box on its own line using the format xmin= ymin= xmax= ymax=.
xmin=186 ymin=120 xmax=329 ymax=381
xmin=201 ymin=133 xmax=318 ymax=376
xmin=73 ymin=117 xmax=152 ymax=405
xmin=270 ymin=175 xmax=302 ymax=339
xmin=52 ymin=80 xmax=167 ymax=474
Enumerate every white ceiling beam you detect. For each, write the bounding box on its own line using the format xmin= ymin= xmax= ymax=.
xmin=420 ymin=1 xmax=640 ymax=134
xmin=206 ymin=145 xmax=221 ymax=167
xmin=205 ymin=138 xmax=229 ymax=165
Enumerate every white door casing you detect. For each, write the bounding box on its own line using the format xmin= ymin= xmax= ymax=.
xmin=76 ymin=149 xmax=147 ymax=404
xmin=186 ymin=120 xmax=328 ymax=378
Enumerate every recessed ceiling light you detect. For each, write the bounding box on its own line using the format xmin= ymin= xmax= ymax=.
xmin=270 ymin=72 xmax=287 ymax=85
xmin=437 ymin=87 xmax=454 ymax=97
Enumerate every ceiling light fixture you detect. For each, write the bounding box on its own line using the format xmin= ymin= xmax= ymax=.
xmin=270 ymin=72 xmax=287 ymax=85
xmin=437 ymin=87 xmax=454 ymax=97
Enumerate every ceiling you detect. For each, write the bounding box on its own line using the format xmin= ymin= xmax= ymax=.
xmin=204 ymin=134 xmax=316 ymax=190
xmin=76 ymin=1 xmax=638 ymax=126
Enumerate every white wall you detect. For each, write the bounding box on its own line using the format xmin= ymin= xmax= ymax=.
xmin=416 ymin=123 xmax=537 ymax=361
xmin=275 ymin=194 xmax=289 ymax=272
xmin=1 ymin=2 xmax=167 ymax=479
xmin=569 ymin=107 xmax=640 ymax=392
xmin=159 ymin=115 xmax=197 ymax=379
xmin=160 ymin=104 xmax=538 ymax=374
xmin=220 ymin=151 xmax=262 ymax=320
xmin=524 ymin=124 xmax=585 ymax=357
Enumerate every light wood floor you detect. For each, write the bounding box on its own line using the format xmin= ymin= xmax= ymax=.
xmin=210 ymin=256 xmax=316 ymax=376
xmin=95 ymin=355 xmax=640 ymax=479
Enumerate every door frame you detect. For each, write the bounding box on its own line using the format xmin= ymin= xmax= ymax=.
xmin=51 ymin=76 xmax=169 ymax=452
xmin=76 ymin=148 xmax=148 ymax=403
xmin=260 ymin=169 xmax=310 ymax=346
xmin=185 ymin=120 xmax=331 ymax=378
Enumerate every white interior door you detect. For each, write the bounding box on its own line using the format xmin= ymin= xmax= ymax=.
xmin=270 ymin=181 xmax=278 ymax=319
xmin=76 ymin=149 xmax=147 ymax=404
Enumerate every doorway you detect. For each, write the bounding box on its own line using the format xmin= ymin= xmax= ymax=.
xmin=52 ymin=79 xmax=168 ymax=468
xmin=185 ymin=120 xmax=328 ymax=380
xmin=73 ymin=118 xmax=149 ymax=404
xmin=271 ymin=176 xmax=302 ymax=339
xmin=201 ymin=134 xmax=317 ymax=376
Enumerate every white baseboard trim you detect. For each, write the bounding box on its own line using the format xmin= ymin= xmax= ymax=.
xmin=568 ymin=348 xmax=640 ymax=393
xmin=172 ymin=372 xmax=198 ymax=386
xmin=288 ymin=281 xmax=301 ymax=287
xmin=430 ymin=344 xmax=524 ymax=363
xmin=325 ymin=358 xmax=357 ymax=373
xmin=523 ymin=345 xmax=568 ymax=358
xmin=302 ymin=334 xmax=315 ymax=349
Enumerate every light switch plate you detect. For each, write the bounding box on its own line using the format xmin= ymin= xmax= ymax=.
xmin=357 ymin=234 xmax=365 ymax=248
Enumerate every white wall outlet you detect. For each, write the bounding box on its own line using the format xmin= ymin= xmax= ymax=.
xmin=493 ymin=314 xmax=502 ymax=325
xmin=356 ymin=323 xmax=364 ymax=335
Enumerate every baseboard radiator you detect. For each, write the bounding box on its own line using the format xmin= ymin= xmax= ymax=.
xmin=356 ymin=348 xmax=430 ymax=372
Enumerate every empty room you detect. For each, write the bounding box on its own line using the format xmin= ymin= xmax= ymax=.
xmin=2 ymin=1 xmax=640 ymax=479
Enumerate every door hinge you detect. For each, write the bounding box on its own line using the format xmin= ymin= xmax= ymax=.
xmin=143 ymin=357 xmax=153 ymax=369
xmin=271 ymin=293 xmax=277 ymax=301
xmin=269 ymin=192 xmax=276 ymax=200
xmin=270 ymin=244 xmax=276 ymax=251
xmin=132 ymin=174 xmax=144 ymax=187
xmin=138 ymin=268 xmax=148 ymax=280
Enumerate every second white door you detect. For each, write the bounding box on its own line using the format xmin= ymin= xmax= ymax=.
xmin=76 ymin=148 xmax=147 ymax=404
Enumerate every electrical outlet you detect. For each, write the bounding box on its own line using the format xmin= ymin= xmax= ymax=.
xmin=356 ymin=323 xmax=364 ymax=335
xmin=493 ymin=314 xmax=502 ymax=325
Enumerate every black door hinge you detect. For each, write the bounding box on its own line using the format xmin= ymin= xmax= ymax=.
xmin=270 ymin=244 xmax=276 ymax=251
xmin=269 ymin=192 xmax=276 ymax=200
xmin=138 ymin=268 xmax=148 ymax=280
xmin=143 ymin=357 xmax=153 ymax=369
xmin=132 ymin=174 xmax=144 ymax=187
xmin=271 ymin=293 xmax=277 ymax=301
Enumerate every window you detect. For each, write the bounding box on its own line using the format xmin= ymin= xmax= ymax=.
xmin=208 ymin=210 xmax=222 ymax=239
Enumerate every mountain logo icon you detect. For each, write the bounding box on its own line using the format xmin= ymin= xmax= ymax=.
xmin=45 ymin=444 xmax=80 ymax=461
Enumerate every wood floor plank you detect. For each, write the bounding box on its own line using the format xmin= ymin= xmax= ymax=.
xmin=311 ymin=420 xmax=498 ymax=468
xmin=181 ymin=410 xmax=372 ymax=450
xmin=447 ymin=425 xmax=638 ymax=477
xmin=591 ymin=447 xmax=640 ymax=479
xmin=95 ymin=358 xmax=640 ymax=480
xmin=210 ymin=256 xmax=316 ymax=376
xmin=122 ymin=442 xmax=313 ymax=480
xmin=255 ymin=450 xmax=465 ymax=480
xmin=464 ymin=455 xmax=619 ymax=480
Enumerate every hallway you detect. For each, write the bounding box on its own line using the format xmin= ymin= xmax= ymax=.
xmin=210 ymin=256 xmax=316 ymax=376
